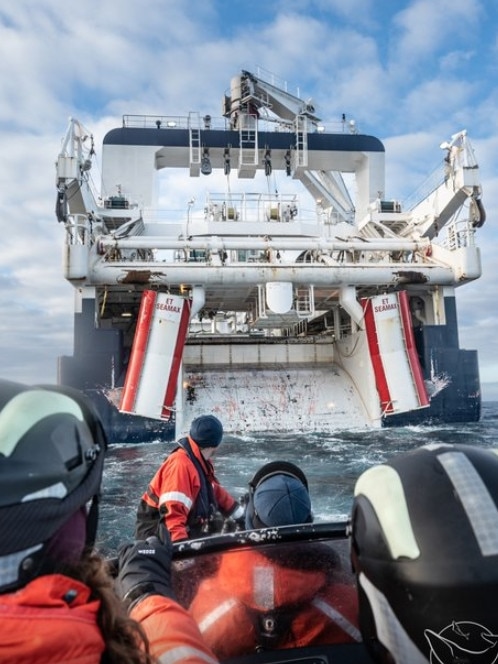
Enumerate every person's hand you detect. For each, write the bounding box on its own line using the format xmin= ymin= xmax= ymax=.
xmin=233 ymin=497 xmax=247 ymax=529
xmin=230 ymin=500 xmax=246 ymax=528
xmin=115 ymin=525 xmax=175 ymax=611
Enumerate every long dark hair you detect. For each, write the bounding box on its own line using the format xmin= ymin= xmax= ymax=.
xmin=69 ymin=550 xmax=157 ymax=664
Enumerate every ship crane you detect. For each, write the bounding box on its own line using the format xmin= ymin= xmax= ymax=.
xmin=408 ymin=130 xmax=485 ymax=239
xmin=222 ymin=69 xmax=321 ymax=127
xmin=55 ymin=118 xmax=98 ymax=222
xmin=222 ymin=69 xmax=355 ymax=224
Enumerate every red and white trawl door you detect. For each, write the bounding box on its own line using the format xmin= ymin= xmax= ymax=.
xmin=120 ymin=290 xmax=191 ymax=421
xmin=362 ymin=291 xmax=429 ymax=416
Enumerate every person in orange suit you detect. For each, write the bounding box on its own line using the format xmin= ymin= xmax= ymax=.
xmin=189 ymin=461 xmax=360 ymax=659
xmin=135 ymin=414 xmax=244 ymax=542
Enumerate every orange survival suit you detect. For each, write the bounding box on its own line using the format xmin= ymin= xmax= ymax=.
xmin=189 ymin=544 xmax=360 ymax=660
xmin=135 ymin=436 xmax=239 ymax=542
xmin=0 ymin=573 xmax=219 ymax=664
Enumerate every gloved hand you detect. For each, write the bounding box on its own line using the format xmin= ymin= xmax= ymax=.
xmin=234 ymin=515 xmax=246 ymax=530
xmin=115 ymin=526 xmax=175 ymax=611
xmin=231 ymin=499 xmax=247 ymax=530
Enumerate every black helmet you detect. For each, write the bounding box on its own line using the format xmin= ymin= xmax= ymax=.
xmin=351 ymin=443 xmax=498 ymax=664
xmin=0 ymin=379 xmax=107 ymax=592
xmin=245 ymin=460 xmax=313 ymax=529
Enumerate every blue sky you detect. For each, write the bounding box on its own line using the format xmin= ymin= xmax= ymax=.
xmin=1 ymin=0 xmax=498 ymax=399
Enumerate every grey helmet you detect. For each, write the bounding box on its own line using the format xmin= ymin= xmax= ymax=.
xmin=351 ymin=443 xmax=498 ymax=664
xmin=0 ymin=380 xmax=107 ymax=592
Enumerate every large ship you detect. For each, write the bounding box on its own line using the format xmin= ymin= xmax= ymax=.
xmin=55 ymin=69 xmax=484 ymax=443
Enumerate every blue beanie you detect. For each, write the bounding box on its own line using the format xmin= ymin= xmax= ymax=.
xmin=248 ymin=474 xmax=312 ymax=528
xmin=189 ymin=415 xmax=223 ymax=448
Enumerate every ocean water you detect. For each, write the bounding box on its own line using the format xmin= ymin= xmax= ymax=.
xmin=97 ymin=401 xmax=498 ymax=556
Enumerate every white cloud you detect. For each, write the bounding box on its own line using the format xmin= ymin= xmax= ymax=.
xmin=392 ymin=0 xmax=482 ymax=64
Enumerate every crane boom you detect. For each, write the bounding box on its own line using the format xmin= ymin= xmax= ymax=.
xmin=223 ymin=69 xmax=321 ymax=127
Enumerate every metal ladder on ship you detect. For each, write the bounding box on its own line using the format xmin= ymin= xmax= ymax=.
xmin=293 ymin=115 xmax=309 ymax=173
xmin=238 ymin=113 xmax=258 ymax=178
xmin=189 ymin=112 xmax=201 ymax=176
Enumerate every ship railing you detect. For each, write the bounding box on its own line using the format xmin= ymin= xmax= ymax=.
xmin=283 ymin=314 xmax=351 ymax=340
xmin=443 ymin=218 xmax=477 ymax=251
xmin=139 ymin=201 xmax=323 ymax=226
xmin=202 ymin=192 xmax=300 ymax=223
xmin=140 ymin=206 xmax=310 ymax=225
xmin=251 ymin=286 xmax=315 ymax=322
xmin=252 ymin=65 xmax=296 ymax=96
xmin=64 ymin=214 xmax=90 ymax=246
xmin=121 ymin=113 xmax=355 ymax=135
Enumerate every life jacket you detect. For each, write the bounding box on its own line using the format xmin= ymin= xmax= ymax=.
xmin=0 ymin=573 xmax=105 ymax=663
xmin=189 ymin=546 xmax=360 ymax=659
xmin=176 ymin=437 xmax=217 ymax=530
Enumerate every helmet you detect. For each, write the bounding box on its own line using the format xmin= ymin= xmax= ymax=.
xmin=350 ymin=443 xmax=498 ymax=664
xmin=0 ymin=379 xmax=107 ymax=592
xmin=245 ymin=461 xmax=313 ymax=529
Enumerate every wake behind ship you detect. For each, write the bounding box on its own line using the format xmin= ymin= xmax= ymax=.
xmin=55 ymin=68 xmax=483 ymax=443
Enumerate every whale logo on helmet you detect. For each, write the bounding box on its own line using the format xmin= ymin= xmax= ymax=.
xmin=425 ymin=621 xmax=498 ymax=664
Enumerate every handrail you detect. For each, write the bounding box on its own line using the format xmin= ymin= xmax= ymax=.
xmin=173 ymin=520 xmax=350 ymax=560
xmin=106 ymin=521 xmax=350 ymax=573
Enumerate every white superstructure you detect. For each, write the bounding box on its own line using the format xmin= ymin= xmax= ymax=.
xmin=55 ymin=69 xmax=484 ymax=438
